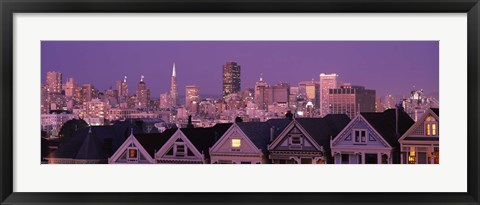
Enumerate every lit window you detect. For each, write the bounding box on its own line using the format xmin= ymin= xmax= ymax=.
xmin=432 ymin=124 xmax=437 ymax=136
xmin=127 ymin=148 xmax=138 ymax=161
xmin=425 ymin=124 xmax=431 ymax=136
xmin=408 ymin=147 xmax=416 ymax=164
xmin=231 ymin=139 xmax=241 ymax=147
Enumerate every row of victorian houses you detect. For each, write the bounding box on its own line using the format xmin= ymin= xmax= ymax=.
xmin=45 ymin=108 xmax=439 ymax=164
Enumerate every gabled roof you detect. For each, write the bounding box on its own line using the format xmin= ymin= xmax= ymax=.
xmin=430 ymin=108 xmax=439 ymax=117
xmin=237 ymin=119 xmax=291 ymax=152
xmin=134 ymin=128 xmax=177 ymax=158
xmin=48 ymin=123 xmax=141 ymax=161
xmin=181 ymin=123 xmax=233 ymax=157
xmin=295 ymin=114 xmax=351 ymax=149
xmin=361 ymin=109 xmax=415 ymax=147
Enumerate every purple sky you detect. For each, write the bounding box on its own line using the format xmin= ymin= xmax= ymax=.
xmin=41 ymin=41 xmax=439 ymax=98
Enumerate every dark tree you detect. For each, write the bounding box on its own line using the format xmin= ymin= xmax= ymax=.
xmin=58 ymin=119 xmax=88 ymax=144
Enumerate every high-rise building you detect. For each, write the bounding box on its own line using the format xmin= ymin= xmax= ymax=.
xmin=65 ymin=77 xmax=77 ymax=98
xmin=170 ymin=63 xmax=179 ymax=107
xmin=116 ymin=76 xmax=128 ymax=103
xmin=81 ymin=84 xmax=98 ymax=103
xmin=319 ymin=73 xmax=338 ymax=116
xmin=159 ymin=92 xmax=172 ymax=109
xmin=185 ymin=85 xmax=200 ymax=112
xmin=222 ymin=61 xmax=241 ymax=97
xmin=136 ymin=75 xmax=151 ymax=109
xmin=271 ymin=83 xmax=290 ymax=105
xmin=305 ymin=81 xmax=320 ymax=109
xmin=254 ymin=76 xmax=268 ymax=110
xmin=46 ymin=71 xmax=62 ymax=94
xmin=328 ymin=83 xmax=376 ymax=119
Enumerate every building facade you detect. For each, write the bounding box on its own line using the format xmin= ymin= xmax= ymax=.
xmin=328 ymin=84 xmax=376 ymax=119
xmin=319 ymin=73 xmax=338 ymax=117
xmin=185 ymin=85 xmax=200 ymax=113
xmin=222 ymin=61 xmax=241 ymax=97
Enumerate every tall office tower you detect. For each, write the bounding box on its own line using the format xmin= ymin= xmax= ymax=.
xmin=305 ymin=81 xmax=320 ymax=109
xmin=116 ymin=76 xmax=129 ymax=103
xmin=159 ymin=92 xmax=172 ymax=109
xmin=222 ymin=61 xmax=241 ymax=97
xmin=65 ymin=77 xmax=77 ymax=98
xmin=46 ymin=71 xmax=62 ymax=94
xmin=81 ymin=84 xmax=99 ymax=103
xmin=319 ymin=73 xmax=338 ymax=117
xmin=170 ymin=63 xmax=179 ymax=107
xmin=271 ymin=82 xmax=290 ymax=105
xmin=328 ymin=83 xmax=376 ymax=119
xmin=185 ymin=85 xmax=200 ymax=112
xmin=136 ymin=75 xmax=151 ymax=109
xmin=254 ymin=75 xmax=268 ymax=110
xmin=41 ymin=84 xmax=50 ymax=114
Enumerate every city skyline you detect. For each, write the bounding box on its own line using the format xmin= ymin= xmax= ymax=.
xmin=41 ymin=41 xmax=439 ymax=98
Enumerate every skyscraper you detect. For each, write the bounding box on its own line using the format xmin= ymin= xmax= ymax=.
xmin=305 ymin=81 xmax=320 ymax=109
xmin=46 ymin=71 xmax=62 ymax=94
xmin=254 ymin=75 xmax=268 ymax=110
xmin=320 ymin=73 xmax=338 ymax=117
xmin=185 ymin=85 xmax=200 ymax=112
xmin=116 ymin=76 xmax=128 ymax=103
xmin=170 ymin=63 xmax=179 ymax=107
xmin=136 ymin=75 xmax=151 ymax=109
xmin=81 ymin=84 xmax=98 ymax=103
xmin=222 ymin=61 xmax=241 ymax=97
xmin=328 ymin=83 xmax=376 ymax=119
xmin=65 ymin=77 xmax=77 ymax=98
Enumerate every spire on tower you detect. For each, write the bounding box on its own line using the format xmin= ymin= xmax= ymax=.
xmin=140 ymin=75 xmax=144 ymax=82
xmin=172 ymin=63 xmax=176 ymax=77
xmin=260 ymin=73 xmax=263 ymax=81
xmin=124 ymin=76 xmax=127 ymax=83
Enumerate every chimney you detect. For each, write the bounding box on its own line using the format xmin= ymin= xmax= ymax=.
xmin=285 ymin=111 xmax=293 ymax=120
xmin=395 ymin=106 xmax=399 ymax=137
xmin=187 ymin=115 xmax=193 ymax=128
xmin=270 ymin=126 xmax=276 ymax=141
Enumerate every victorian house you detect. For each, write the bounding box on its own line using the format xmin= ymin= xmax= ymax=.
xmin=155 ymin=124 xmax=232 ymax=164
xmin=209 ymin=119 xmax=290 ymax=164
xmin=398 ymin=108 xmax=439 ymax=164
xmin=330 ymin=109 xmax=414 ymax=164
xmin=268 ymin=114 xmax=350 ymax=164
xmin=108 ymin=129 xmax=176 ymax=164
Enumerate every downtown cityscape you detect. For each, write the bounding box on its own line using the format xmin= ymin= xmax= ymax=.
xmin=41 ymin=41 xmax=439 ymax=164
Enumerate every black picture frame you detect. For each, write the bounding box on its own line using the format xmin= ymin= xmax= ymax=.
xmin=1 ymin=0 xmax=479 ymax=204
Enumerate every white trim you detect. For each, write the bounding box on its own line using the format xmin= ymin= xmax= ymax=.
xmin=399 ymin=108 xmax=439 ymax=142
xmin=331 ymin=115 xmax=391 ymax=148
xmin=155 ymin=129 xmax=205 ymax=162
xmin=268 ymin=120 xmax=323 ymax=151
xmin=108 ymin=134 xmax=154 ymax=164
xmin=209 ymin=123 xmax=262 ymax=155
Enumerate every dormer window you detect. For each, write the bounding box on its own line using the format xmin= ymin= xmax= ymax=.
xmin=354 ymin=130 xmax=367 ymax=143
xmin=231 ymin=139 xmax=241 ymax=151
xmin=127 ymin=148 xmax=138 ymax=162
xmin=174 ymin=143 xmax=186 ymax=157
xmin=425 ymin=116 xmax=438 ymax=136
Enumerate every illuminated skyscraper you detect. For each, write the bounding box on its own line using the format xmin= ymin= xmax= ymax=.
xmin=65 ymin=77 xmax=77 ymax=98
xmin=222 ymin=61 xmax=241 ymax=97
xmin=81 ymin=84 xmax=98 ymax=103
xmin=136 ymin=75 xmax=151 ymax=109
xmin=254 ymin=75 xmax=268 ymax=110
xmin=185 ymin=85 xmax=200 ymax=112
xmin=320 ymin=73 xmax=338 ymax=117
xmin=116 ymin=76 xmax=128 ymax=103
xmin=305 ymin=81 xmax=320 ymax=109
xmin=328 ymin=83 xmax=376 ymax=119
xmin=46 ymin=71 xmax=62 ymax=94
xmin=170 ymin=63 xmax=179 ymax=107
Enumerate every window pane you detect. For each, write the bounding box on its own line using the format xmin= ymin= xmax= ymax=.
xmin=432 ymin=124 xmax=437 ymax=135
xmin=231 ymin=139 xmax=241 ymax=147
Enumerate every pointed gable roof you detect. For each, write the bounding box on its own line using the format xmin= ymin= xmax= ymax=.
xmin=399 ymin=108 xmax=439 ymax=142
xmin=134 ymin=128 xmax=177 ymax=158
xmin=237 ymin=119 xmax=291 ymax=152
xmin=295 ymin=114 xmax=350 ymax=149
xmin=181 ymin=123 xmax=233 ymax=157
xmin=75 ymin=128 xmax=106 ymax=159
xmin=361 ymin=109 xmax=415 ymax=147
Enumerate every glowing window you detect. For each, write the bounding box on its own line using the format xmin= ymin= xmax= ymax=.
xmin=127 ymin=148 xmax=138 ymax=160
xmin=425 ymin=124 xmax=431 ymax=136
xmin=408 ymin=147 xmax=416 ymax=164
xmin=432 ymin=124 xmax=437 ymax=136
xmin=231 ymin=139 xmax=241 ymax=147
